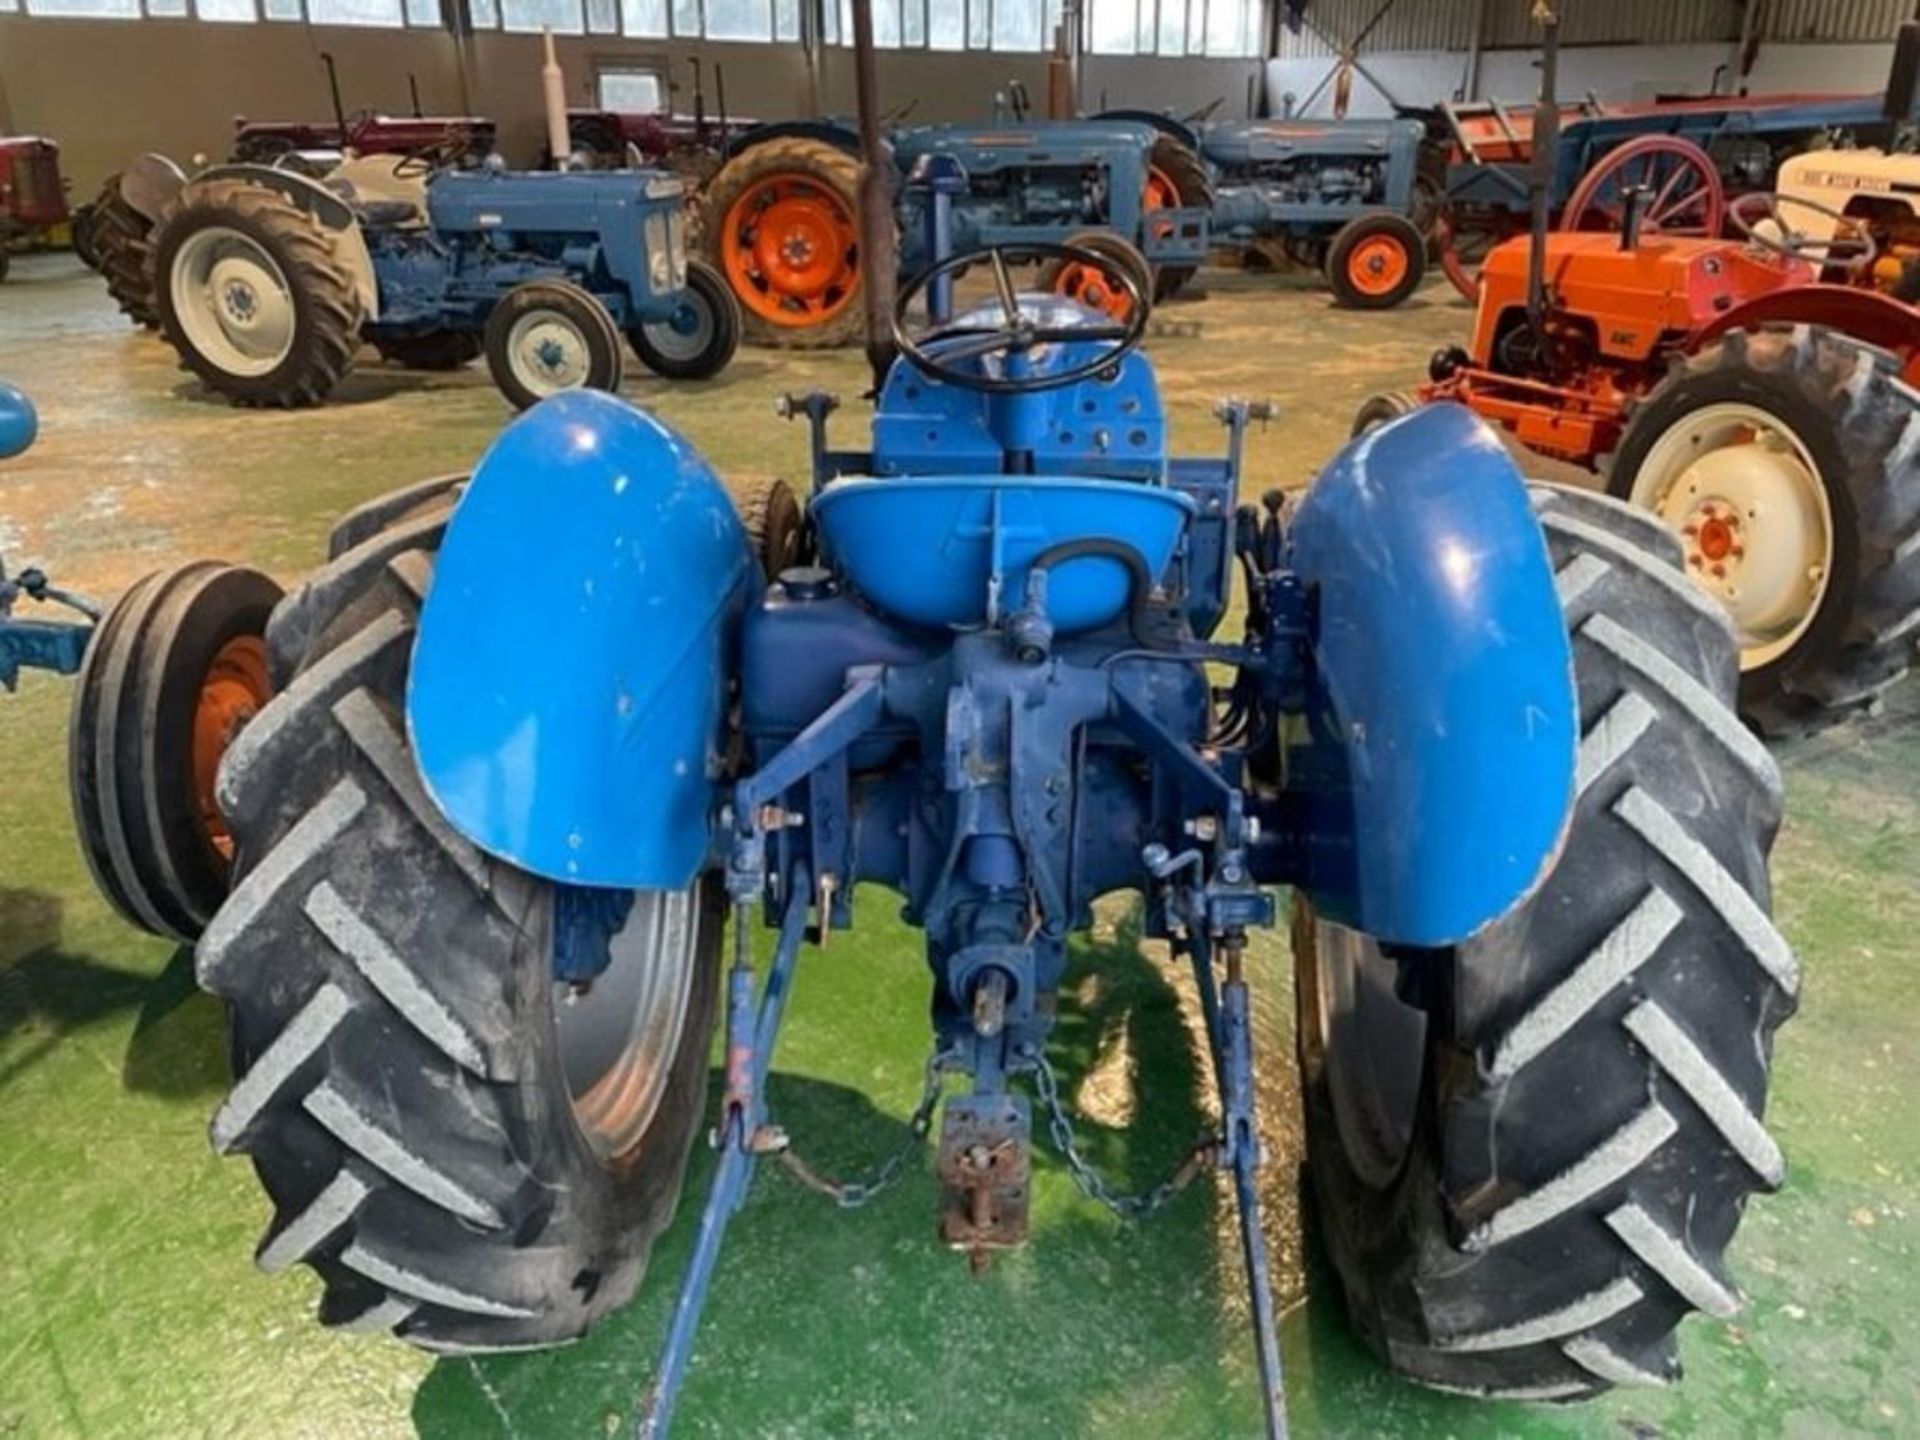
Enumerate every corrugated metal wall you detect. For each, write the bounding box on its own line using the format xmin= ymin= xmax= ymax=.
xmin=1275 ymin=0 xmax=1910 ymax=57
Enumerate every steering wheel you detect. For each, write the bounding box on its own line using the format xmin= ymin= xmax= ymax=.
xmin=393 ymin=132 xmax=482 ymax=179
xmin=892 ymin=242 xmax=1148 ymax=395
xmin=1731 ymin=191 xmax=1878 ymax=274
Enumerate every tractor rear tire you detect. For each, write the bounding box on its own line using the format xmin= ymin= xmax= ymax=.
xmin=196 ymin=499 xmax=724 ymax=1352
xmin=1325 ymin=211 xmax=1427 ymax=310
xmin=1297 ymin=483 xmax=1793 ymax=1400
xmin=1145 ymin=136 xmax=1213 ymax=302
xmin=628 ymin=258 xmax=742 ymax=381
xmin=701 ymin=137 xmax=865 ymax=350
xmin=1042 ymin=231 xmax=1154 ymax=322
xmin=90 ymin=173 xmax=160 ymax=330
xmin=1607 ymin=325 xmax=1920 ymax=737
xmin=372 ymin=330 xmax=482 ymax=371
xmin=152 ymin=179 xmax=364 ymax=407
xmin=69 ymin=561 xmax=281 ymax=942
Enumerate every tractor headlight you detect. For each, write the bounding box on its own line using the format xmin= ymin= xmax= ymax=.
xmin=667 ymin=210 xmax=689 ymax=290
xmin=645 ymin=212 xmax=671 ymax=292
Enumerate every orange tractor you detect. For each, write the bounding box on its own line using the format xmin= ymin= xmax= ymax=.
xmin=1359 ymin=185 xmax=1919 ymax=738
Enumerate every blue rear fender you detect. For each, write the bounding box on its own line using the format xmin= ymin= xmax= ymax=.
xmin=407 ymin=390 xmax=756 ymax=889
xmin=1286 ymin=404 xmax=1576 ymax=948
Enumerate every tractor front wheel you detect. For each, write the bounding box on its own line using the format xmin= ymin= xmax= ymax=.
xmin=153 ymin=179 xmax=364 ymax=407
xmin=69 ymin=561 xmax=281 ymax=942
xmin=195 ymin=496 xmax=723 ymax=1351
xmin=1325 ymin=212 xmax=1426 ymax=310
xmin=1298 ymin=483 xmax=1793 ymax=1399
xmin=1608 ymin=325 xmax=1920 ymax=736
xmin=483 ymin=280 xmax=625 ymax=411
xmin=628 ymin=258 xmax=742 ymax=381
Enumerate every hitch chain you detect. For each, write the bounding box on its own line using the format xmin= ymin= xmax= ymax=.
xmin=1026 ymin=1045 xmax=1213 ymax=1220
xmin=776 ymin=1044 xmax=960 ymax=1209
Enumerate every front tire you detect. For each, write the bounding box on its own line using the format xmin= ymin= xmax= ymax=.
xmin=483 ymin=280 xmax=625 ymax=411
xmin=628 ymin=259 xmax=742 ymax=381
xmin=1325 ymin=211 xmax=1427 ymax=310
xmin=68 ymin=561 xmax=281 ymax=942
xmin=1608 ymin=325 xmax=1920 ymax=736
xmin=1298 ymin=484 xmax=1794 ymax=1398
xmin=196 ymin=500 xmax=723 ymax=1351
xmin=152 ymin=179 xmax=363 ymax=407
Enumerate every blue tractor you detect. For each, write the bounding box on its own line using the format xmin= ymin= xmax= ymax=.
xmin=1099 ymin=107 xmax=1441 ymax=309
xmin=175 ymin=243 xmax=1792 ymax=1431
xmin=129 ymin=150 xmax=739 ymax=410
xmin=699 ymin=103 xmax=1210 ymax=347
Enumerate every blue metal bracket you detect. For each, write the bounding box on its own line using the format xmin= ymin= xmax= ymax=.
xmin=636 ymin=867 xmax=813 ymax=1439
xmin=0 ymin=561 xmax=97 ymax=693
xmin=1188 ymin=931 xmax=1289 ymax=1440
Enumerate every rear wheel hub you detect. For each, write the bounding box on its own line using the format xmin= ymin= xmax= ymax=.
xmin=1632 ymin=401 xmax=1832 ymax=669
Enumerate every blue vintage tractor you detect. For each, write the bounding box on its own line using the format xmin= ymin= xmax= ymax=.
xmin=0 ymin=379 xmax=288 ymax=940
xmin=181 ymin=243 xmax=1793 ymax=1432
xmin=127 ymin=150 xmax=739 ymax=410
xmin=1100 ymin=107 xmax=1440 ymax=308
xmin=699 ymin=106 xmax=1210 ymax=347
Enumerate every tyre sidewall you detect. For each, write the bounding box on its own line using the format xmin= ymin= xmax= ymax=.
xmin=484 ymin=283 xmax=624 ymax=410
xmin=1326 ymin=213 xmax=1427 ymax=310
xmin=629 ymin=259 xmax=741 ymax=380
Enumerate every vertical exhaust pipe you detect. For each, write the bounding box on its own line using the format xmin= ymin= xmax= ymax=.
xmin=1524 ymin=4 xmax=1559 ymax=354
xmin=542 ymin=31 xmax=572 ymax=170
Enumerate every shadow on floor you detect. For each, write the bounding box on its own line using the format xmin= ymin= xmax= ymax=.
xmin=0 ymin=887 xmax=225 ymax=1099
xmin=409 ymin=920 xmax=1279 ymax=1438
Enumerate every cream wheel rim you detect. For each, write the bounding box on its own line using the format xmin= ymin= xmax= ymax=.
xmin=1629 ymin=401 xmax=1833 ymax=671
xmin=508 ymin=311 xmax=593 ymax=396
xmin=171 ymin=226 xmax=296 ymax=378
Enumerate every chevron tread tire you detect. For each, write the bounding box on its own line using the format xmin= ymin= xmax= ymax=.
xmin=1295 ymin=482 xmax=1795 ymax=1399
xmin=152 ymin=178 xmax=363 ymax=408
xmin=196 ymin=492 xmax=723 ymax=1352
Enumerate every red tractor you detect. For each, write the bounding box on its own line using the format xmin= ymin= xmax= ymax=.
xmin=1359 ymin=190 xmax=1919 ymax=737
xmin=0 ymin=136 xmax=72 ymax=281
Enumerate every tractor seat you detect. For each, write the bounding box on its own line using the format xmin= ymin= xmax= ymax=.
xmin=356 ymin=198 xmax=424 ymax=227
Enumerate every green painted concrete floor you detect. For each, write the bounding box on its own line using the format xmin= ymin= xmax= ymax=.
xmin=1 ymin=253 xmax=1916 ymax=1439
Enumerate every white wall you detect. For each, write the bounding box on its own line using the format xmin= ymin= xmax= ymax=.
xmin=1266 ymin=40 xmax=1893 ymax=117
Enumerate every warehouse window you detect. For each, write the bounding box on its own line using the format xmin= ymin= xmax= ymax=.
xmin=823 ymin=0 xmax=1061 ymax=49
xmin=21 ymin=0 xmax=142 ymax=17
xmin=1091 ymin=0 xmax=1259 ymax=55
xmin=500 ymin=0 xmax=582 ymax=30
xmin=597 ymin=65 xmax=666 ymax=112
xmin=305 ymin=0 xmax=406 ymax=23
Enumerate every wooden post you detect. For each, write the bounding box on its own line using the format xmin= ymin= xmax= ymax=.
xmin=850 ymin=0 xmax=899 ymax=391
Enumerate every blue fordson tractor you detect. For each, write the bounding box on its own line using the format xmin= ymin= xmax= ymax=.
xmin=116 ymin=150 xmax=739 ymax=410
xmin=174 ymin=242 xmax=1793 ymax=1432
xmin=699 ymin=104 xmax=1210 ymax=347
xmin=1099 ymin=108 xmax=1442 ymax=308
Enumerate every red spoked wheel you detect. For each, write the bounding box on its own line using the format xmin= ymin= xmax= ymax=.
xmin=1434 ymin=207 xmax=1524 ymax=302
xmin=1559 ymin=135 xmax=1727 ymax=239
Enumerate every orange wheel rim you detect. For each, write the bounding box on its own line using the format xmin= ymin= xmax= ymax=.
xmin=1142 ymin=165 xmax=1180 ymax=250
xmin=1051 ymin=261 xmax=1135 ymax=322
xmin=719 ymin=176 xmax=860 ymax=329
xmin=192 ymin=635 xmax=271 ymax=861
xmin=1348 ymin=235 xmax=1410 ymax=296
